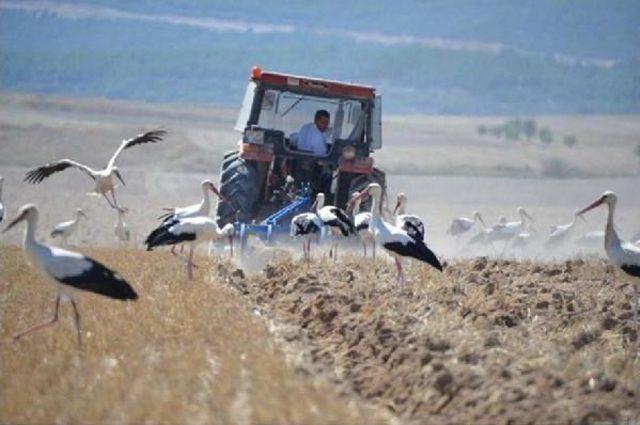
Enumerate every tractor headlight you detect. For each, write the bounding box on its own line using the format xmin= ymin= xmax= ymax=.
xmin=342 ymin=145 xmax=356 ymax=160
xmin=245 ymin=128 xmax=264 ymax=144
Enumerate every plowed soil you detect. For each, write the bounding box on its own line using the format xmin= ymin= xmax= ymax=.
xmin=217 ymin=254 xmax=640 ymax=424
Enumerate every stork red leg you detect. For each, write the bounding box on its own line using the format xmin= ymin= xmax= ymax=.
xmin=187 ymin=246 xmax=194 ymax=280
xmin=13 ymin=295 xmax=61 ymax=342
xmin=70 ymin=298 xmax=82 ymax=347
xmin=394 ymin=257 xmax=404 ymax=285
xmin=110 ymin=190 xmax=125 ymax=214
xmin=102 ymin=193 xmax=118 ymax=210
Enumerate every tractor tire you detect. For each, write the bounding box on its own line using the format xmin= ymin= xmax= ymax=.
xmin=221 ymin=150 xmax=240 ymax=169
xmin=216 ymin=156 xmax=259 ymax=226
xmin=348 ymin=168 xmax=387 ymax=214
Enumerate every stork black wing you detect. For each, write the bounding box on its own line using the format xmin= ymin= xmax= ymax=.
xmin=25 ymin=160 xmax=94 ymax=184
xmin=383 ymin=240 xmax=443 ymax=272
xmin=621 ymin=264 xmax=640 ymax=278
xmin=329 ymin=207 xmax=355 ymax=236
xmin=403 ymin=221 xmax=424 ymax=241
xmin=145 ymin=225 xmax=196 ymax=251
xmin=123 ymin=129 xmax=166 ymax=150
xmin=59 ymin=258 xmax=137 ymax=300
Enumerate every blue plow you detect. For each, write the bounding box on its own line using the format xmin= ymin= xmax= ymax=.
xmin=234 ymin=185 xmax=313 ymax=253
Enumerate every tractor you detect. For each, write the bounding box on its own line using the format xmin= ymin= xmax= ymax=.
xmin=216 ymin=67 xmax=387 ymax=246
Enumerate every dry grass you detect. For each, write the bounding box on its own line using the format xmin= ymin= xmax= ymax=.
xmin=0 ymin=246 xmax=390 ymax=425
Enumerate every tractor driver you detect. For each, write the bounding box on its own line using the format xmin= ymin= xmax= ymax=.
xmin=295 ymin=109 xmax=330 ymax=156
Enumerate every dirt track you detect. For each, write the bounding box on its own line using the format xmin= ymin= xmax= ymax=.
xmin=218 ymin=254 xmax=640 ymax=424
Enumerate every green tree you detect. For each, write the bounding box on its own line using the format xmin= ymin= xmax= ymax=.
xmin=539 ymin=127 xmax=554 ymax=145
xmin=563 ymin=135 xmax=578 ymax=148
xmin=521 ymin=119 xmax=537 ymax=141
xmin=477 ymin=125 xmax=487 ymax=136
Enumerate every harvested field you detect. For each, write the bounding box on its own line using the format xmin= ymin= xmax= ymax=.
xmin=0 ymin=247 xmax=391 ymax=425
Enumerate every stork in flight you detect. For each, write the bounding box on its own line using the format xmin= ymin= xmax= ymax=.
xmin=350 ymin=183 xmax=442 ymax=284
xmin=577 ymin=191 xmax=640 ymax=341
xmin=24 ymin=130 xmax=166 ymax=212
xmin=3 ymin=204 xmax=137 ymax=345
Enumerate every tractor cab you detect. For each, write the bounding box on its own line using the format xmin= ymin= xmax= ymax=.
xmin=216 ymin=67 xmax=386 ymax=232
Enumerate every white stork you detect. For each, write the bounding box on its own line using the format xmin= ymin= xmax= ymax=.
xmin=393 ymin=193 xmax=425 ymax=241
xmin=314 ymin=193 xmax=355 ymax=260
xmin=347 ymin=192 xmax=375 ymax=259
xmin=351 ymin=183 xmax=442 ymax=284
xmin=0 ymin=175 xmax=4 ymax=223
xmin=156 ymin=179 xmax=224 ymax=256
xmin=157 ymin=180 xmax=223 ymax=223
xmin=466 ymin=216 xmax=507 ymax=247
xmin=290 ymin=212 xmax=323 ymax=260
xmin=484 ymin=207 xmax=534 ymax=244
xmin=631 ymin=231 xmax=640 ymax=247
xmin=3 ymin=204 xmax=137 ymax=345
xmin=509 ymin=223 xmax=538 ymax=251
xmin=447 ymin=211 xmax=486 ymax=237
xmin=545 ymin=211 xmax=584 ymax=249
xmin=577 ymin=190 xmax=640 ymax=338
xmin=145 ymin=217 xmax=235 ymax=279
xmin=24 ymin=130 xmax=166 ymax=212
xmin=50 ymin=208 xmax=88 ymax=247
xmin=114 ymin=208 xmax=131 ymax=245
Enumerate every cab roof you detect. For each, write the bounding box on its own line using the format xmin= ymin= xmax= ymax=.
xmin=251 ymin=68 xmax=376 ymax=101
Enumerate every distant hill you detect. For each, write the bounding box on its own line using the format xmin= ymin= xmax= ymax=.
xmin=1 ymin=0 xmax=639 ymax=114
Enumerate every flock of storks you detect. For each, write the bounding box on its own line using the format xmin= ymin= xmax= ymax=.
xmin=1 ymin=130 xmax=638 ymax=345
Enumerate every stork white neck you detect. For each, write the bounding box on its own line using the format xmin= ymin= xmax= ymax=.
xmin=22 ymin=209 xmax=39 ymax=247
xmin=604 ymin=197 xmax=621 ymax=251
xmin=313 ymin=193 xmax=325 ymax=211
xmin=395 ymin=194 xmax=407 ymax=216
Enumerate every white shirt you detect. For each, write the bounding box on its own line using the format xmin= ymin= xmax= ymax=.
xmin=296 ymin=123 xmax=329 ymax=156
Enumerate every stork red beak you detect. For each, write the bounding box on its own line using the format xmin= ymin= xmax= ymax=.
xmin=346 ymin=189 xmax=368 ymax=212
xmin=393 ymin=201 xmax=401 ymax=216
xmin=208 ymin=183 xmax=228 ymax=203
xmin=522 ymin=210 xmax=534 ymax=222
xmin=3 ymin=210 xmax=28 ymax=233
xmin=577 ymin=197 xmax=605 ymax=216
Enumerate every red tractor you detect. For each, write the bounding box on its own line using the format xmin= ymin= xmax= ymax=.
xmin=216 ymin=67 xmax=387 ymax=229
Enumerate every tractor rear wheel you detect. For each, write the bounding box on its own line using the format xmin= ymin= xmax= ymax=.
xmin=216 ymin=154 xmax=259 ymax=226
xmin=347 ymin=168 xmax=387 ymax=213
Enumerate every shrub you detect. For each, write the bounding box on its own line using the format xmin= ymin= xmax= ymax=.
xmin=563 ymin=135 xmax=578 ymax=148
xmin=539 ymin=127 xmax=554 ymax=145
